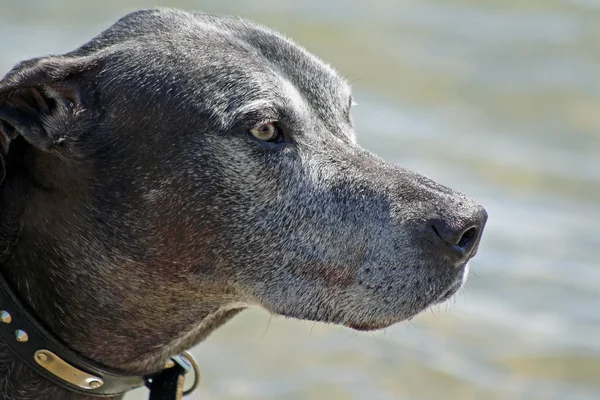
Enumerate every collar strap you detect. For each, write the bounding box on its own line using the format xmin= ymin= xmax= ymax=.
xmin=0 ymin=271 xmax=196 ymax=398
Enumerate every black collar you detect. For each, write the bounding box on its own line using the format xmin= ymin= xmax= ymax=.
xmin=0 ymin=271 xmax=198 ymax=399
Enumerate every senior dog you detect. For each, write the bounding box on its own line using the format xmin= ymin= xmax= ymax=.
xmin=0 ymin=8 xmax=487 ymax=399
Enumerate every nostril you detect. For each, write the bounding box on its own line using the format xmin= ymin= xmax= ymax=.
xmin=430 ymin=220 xmax=480 ymax=253
xmin=429 ymin=205 xmax=487 ymax=257
xmin=457 ymin=227 xmax=477 ymax=249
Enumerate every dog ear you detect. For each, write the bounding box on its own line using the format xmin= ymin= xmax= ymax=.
xmin=0 ymin=54 xmax=98 ymax=156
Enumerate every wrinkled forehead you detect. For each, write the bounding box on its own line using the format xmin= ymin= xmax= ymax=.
xmin=234 ymin=23 xmax=352 ymax=107
xmin=190 ymin=19 xmax=352 ymax=128
xmin=86 ymin=11 xmax=353 ymax=135
xmin=110 ymin=16 xmax=351 ymax=129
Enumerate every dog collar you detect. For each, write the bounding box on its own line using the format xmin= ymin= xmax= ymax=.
xmin=0 ymin=271 xmax=199 ymax=399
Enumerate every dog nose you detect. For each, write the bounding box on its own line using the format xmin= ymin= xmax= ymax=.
xmin=430 ymin=205 xmax=487 ymax=257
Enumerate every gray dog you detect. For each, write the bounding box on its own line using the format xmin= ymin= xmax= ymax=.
xmin=0 ymin=8 xmax=487 ymax=400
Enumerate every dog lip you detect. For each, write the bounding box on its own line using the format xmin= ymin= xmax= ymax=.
xmin=344 ymin=320 xmax=395 ymax=332
xmin=338 ymin=263 xmax=470 ymax=332
xmin=269 ymin=262 xmax=470 ymax=332
xmin=434 ymin=273 xmax=465 ymax=304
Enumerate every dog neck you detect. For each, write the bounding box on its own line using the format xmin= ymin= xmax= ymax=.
xmin=0 ymin=267 xmax=125 ymax=400
xmin=0 ymin=146 xmax=244 ymax=399
xmin=0 ymin=254 xmax=243 ymax=400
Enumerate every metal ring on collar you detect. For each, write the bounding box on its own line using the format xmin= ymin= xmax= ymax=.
xmin=181 ymin=351 xmax=200 ymax=396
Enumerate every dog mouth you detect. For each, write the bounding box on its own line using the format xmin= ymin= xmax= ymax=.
xmin=343 ymin=264 xmax=469 ymax=332
xmin=434 ymin=276 xmax=464 ymax=304
xmin=344 ymin=321 xmax=394 ymax=331
xmin=263 ymin=262 xmax=470 ymax=333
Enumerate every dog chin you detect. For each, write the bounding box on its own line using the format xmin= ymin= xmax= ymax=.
xmin=265 ymin=263 xmax=470 ymax=332
xmin=343 ymin=321 xmax=396 ymax=332
xmin=344 ymin=264 xmax=469 ymax=332
xmin=435 ymin=262 xmax=469 ymax=304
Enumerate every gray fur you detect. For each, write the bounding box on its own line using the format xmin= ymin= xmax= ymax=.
xmin=0 ymin=8 xmax=486 ymax=400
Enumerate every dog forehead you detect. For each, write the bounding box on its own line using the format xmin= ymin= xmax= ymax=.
xmin=229 ymin=19 xmax=352 ymax=110
xmin=82 ymin=9 xmax=353 ymax=137
xmin=133 ymin=12 xmax=345 ymax=96
xmin=191 ymin=16 xmax=350 ymax=103
xmin=199 ymin=18 xmax=352 ymax=132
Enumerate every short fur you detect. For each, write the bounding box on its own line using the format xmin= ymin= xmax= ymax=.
xmin=0 ymin=9 xmax=487 ymax=400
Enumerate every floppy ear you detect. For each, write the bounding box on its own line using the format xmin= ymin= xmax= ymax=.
xmin=0 ymin=54 xmax=98 ymax=156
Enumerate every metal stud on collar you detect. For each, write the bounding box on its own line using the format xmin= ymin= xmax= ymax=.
xmin=0 ymin=310 xmax=11 ymax=323
xmin=15 ymin=329 xmax=29 ymax=342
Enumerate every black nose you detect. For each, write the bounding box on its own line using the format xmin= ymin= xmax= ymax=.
xmin=430 ymin=206 xmax=487 ymax=257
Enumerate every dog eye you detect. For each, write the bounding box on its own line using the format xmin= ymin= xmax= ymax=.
xmin=249 ymin=121 xmax=281 ymax=142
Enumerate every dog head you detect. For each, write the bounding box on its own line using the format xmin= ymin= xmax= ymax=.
xmin=0 ymin=9 xmax=486 ymax=369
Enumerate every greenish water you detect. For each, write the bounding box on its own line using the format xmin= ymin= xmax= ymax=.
xmin=1 ymin=1 xmax=599 ymax=399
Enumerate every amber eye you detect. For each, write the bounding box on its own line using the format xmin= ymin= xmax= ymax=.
xmin=249 ymin=121 xmax=281 ymax=142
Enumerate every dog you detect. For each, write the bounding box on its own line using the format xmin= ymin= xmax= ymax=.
xmin=0 ymin=8 xmax=487 ymax=399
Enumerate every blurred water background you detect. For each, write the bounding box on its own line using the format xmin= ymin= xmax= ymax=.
xmin=1 ymin=0 xmax=599 ymax=399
